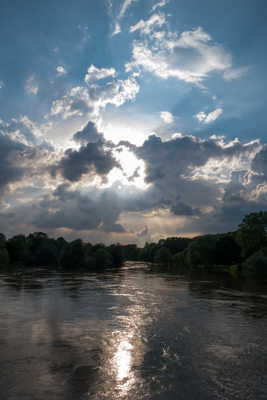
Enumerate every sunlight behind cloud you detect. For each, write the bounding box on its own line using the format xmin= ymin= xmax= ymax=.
xmin=103 ymin=122 xmax=147 ymax=146
xmin=106 ymin=147 xmax=148 ymax=189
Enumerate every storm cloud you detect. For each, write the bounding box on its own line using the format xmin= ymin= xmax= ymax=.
xmin=0 ymin=133 xmax=33 ymax=192
xmin=51 ymin=122 xmax=119 ymax=182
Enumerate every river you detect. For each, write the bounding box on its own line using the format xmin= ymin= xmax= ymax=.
xmin=1 ymin=262 xmax=267 ymax=399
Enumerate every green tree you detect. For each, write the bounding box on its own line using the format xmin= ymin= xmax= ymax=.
xmin=94 ymin=248 xmax=113 ymax=268
xmin=236 ymin=212 xmax=267 ymax=258
xmin=242 ymin=249 xmax=267 ymax=277
xmin=61 ymin=239 xmax=85 ymax=269
xmin=35 ymin=239 xmax=58 ymax=266
xmin=185 ymin=235 xmax=217 ymax=269
xmin=7 ymin=235 xmax=29 ymax=265
xmin=215 ymin=235 xmax=241 ymax=265
xmin=154 ymin=247 xmax=172 ymax=265
xmin=0 ymin=233 xmax=9 ymax=268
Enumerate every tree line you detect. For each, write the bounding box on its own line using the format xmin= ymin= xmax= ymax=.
xmin=1 ymin=211 xmax=267 ymax=277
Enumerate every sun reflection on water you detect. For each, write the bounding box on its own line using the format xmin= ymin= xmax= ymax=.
xmin=114 ymin=338 xmax=133 ymax=381
xmin=109 ymin=308 xmax=147 ymax=397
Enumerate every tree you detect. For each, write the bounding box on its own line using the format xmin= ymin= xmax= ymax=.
xmin=154 ymin=247 xmax=172 ymax=265
xmin=242 ymin=249 xmax=267 ymax=277
xmin=159 ymin=237 xmax=191 ymax=255
xmin=94 ymin=248 xmax=113 ymax=268
xmin=0 ymin=233 xmax=9 ymax=268
xmin=185 ymin=235 xmax=217 ymax=269
xmin=236 ymin=212 xmax=267 ymax=258
xmin=35 ymin=239 xmax=58 ymax=266
xmin=7 ymin=235 xmax=28 ymax=265
xmin=108 ymin=244 xmax=124 ymax=266
xmin=215 ymin=235 xmax=241 ymax=266
xmin=61 ymin=239 xmax=85 ymax=269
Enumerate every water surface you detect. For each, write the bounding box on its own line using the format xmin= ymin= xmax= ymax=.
xmin=1 ymin=263 xmax=267 ymax=399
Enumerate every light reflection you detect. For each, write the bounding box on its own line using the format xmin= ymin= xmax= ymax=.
xmin=107 ymin=302 xmax=148 ymax=397
xmin=114 ymin=338 xmax=133 ymax=381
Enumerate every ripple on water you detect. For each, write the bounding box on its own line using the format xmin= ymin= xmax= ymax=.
xmin=0 ymin=267 xmax=267 ymax=399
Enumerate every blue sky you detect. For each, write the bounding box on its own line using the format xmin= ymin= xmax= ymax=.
xmin=0 ymin=0 xmax=267 ymax=243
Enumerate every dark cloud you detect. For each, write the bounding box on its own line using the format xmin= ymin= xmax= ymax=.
xmin=170 ymin=199 xmax=201 ymax=216
xmin=0 ymin=133 xmax=30 ymax=192
xmin=137 ymin=134 xmax=258 ymax=184
xmin=51 ymin=140 xmax=119 ymax=182
xmin=0 ymin=128 xmax=266 ymax=241
xmin=73 ymin=121 xmax=103 ymax=144
xmin=51 ymin=121 xmax=119 ymax=182
xmin=32 ymin=184 xmax=125 ymax=233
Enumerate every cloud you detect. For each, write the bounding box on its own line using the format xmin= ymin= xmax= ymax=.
xmin=25 ymin=75 xmax=39 ymax=95
xmin=170 ymin=199 xmax=201 ymax=216
xmin=223 ymin=67 xmax=249 ymax=81
xmin=51 ymin=141 xmax=119 ymax=183
xmin=51 ymin=87 xmax=91 ymax=119
xmin=0 ymin=81 xmax=4 ymax=89
xmin=51 ymin=123 xmax=119 ymax=183
xmin=129 ymin=13 xmax=166 ymax=35
xmin=113 ymin=22 xmax=121 ymax=35
xmin=56 ymin=66 xmax=67 ymax=75
xmin=127 ymin=26 xmax=233 ymax=85
xmin=0 ymin=134 xmax=27 ymax=192
xmin=73 ymin=121 xmax=103 ymax=144
xmin=151 ymin=0 xmax=168 ymax=12
xmin=0 ymin=129 xmax=51 ymax=196
xmin=195 ymin=107 xmax=223 ymax=124
xmin=51 ymin=75 xmax=139 ymax=120
xmin=0 ymin=116 xmax=265 ymax=241
xmin=112 ymin=0 xmax=140 ymax=35
xmin=118 ymin=0 xmax=136 ymax=19
xmin=32 ymin=184 xmax=126 ymax=233
xmin=160 ymin=111 xmax=174 ymax=124
xmin=84 ymin=65 xmax=116 ymax=83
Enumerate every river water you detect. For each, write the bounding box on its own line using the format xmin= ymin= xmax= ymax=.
xmin=1 ymin=262 xmax=267 ymax=400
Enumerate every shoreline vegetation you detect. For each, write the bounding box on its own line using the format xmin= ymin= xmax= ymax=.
xmin=1 ymin=212 xmax=267 ymax=278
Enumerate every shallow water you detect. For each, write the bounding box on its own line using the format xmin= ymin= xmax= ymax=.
xmin=1 ymin=263 xmax=267 ymax=399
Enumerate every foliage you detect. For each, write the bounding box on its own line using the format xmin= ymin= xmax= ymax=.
xmin=236 ymin=212 xmax=267 ymax=258
xmin=1 ymin=211 xmax=267 ymax=277
xmin=153 ymin=247 xmax=172 ymax=265
xmin=0 ymin=234 xmax=9 ymax=268
xmin=242 ymin=249 xmax=267 ymax=277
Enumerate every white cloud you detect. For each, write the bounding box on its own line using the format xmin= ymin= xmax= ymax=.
xmin=223 ymin=66 xmax=249 ymax=81
xmin=85 ymin=65 xmax=117 ymax=83
xmin=56 ymin=66 xmax=67 ymax=75
xmin=118 ymin=0 xmax=136 ymax=19
xmin=112 ymin=22 xmax=121 ymax=36
xmin=25 ymin=75 xmax=39 ymax=95
xmin=127 ymin=26 xmax=233 ymax=85
xmin=112 ymin=0 xmax=140 ymax=35
xmin=51 ymin=76 xmax=139 ymax=120
xmin=129 ymin=13 xmax=166 ymax=35
xmin=195 ymin=108 xmax=223 ymax=124
xmin=51 ymin=87 xmax=90 ymax=119
xmin=160 ymin=111 xmax=174 ymax=124
xmin=0 ymin=81 xmax=4 ymax=89
xmin=151 ymin=0 xmax=168 ymax=12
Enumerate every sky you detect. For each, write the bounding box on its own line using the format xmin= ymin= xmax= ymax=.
xmin=0 ymin=0 xmax=267 ymax=244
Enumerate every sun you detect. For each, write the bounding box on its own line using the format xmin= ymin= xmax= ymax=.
xmin=106 ymin=146 xmax=149 ymax=189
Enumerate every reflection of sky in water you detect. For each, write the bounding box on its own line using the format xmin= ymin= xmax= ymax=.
xmin=1 ymin=268 xmax=267 ymax=399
